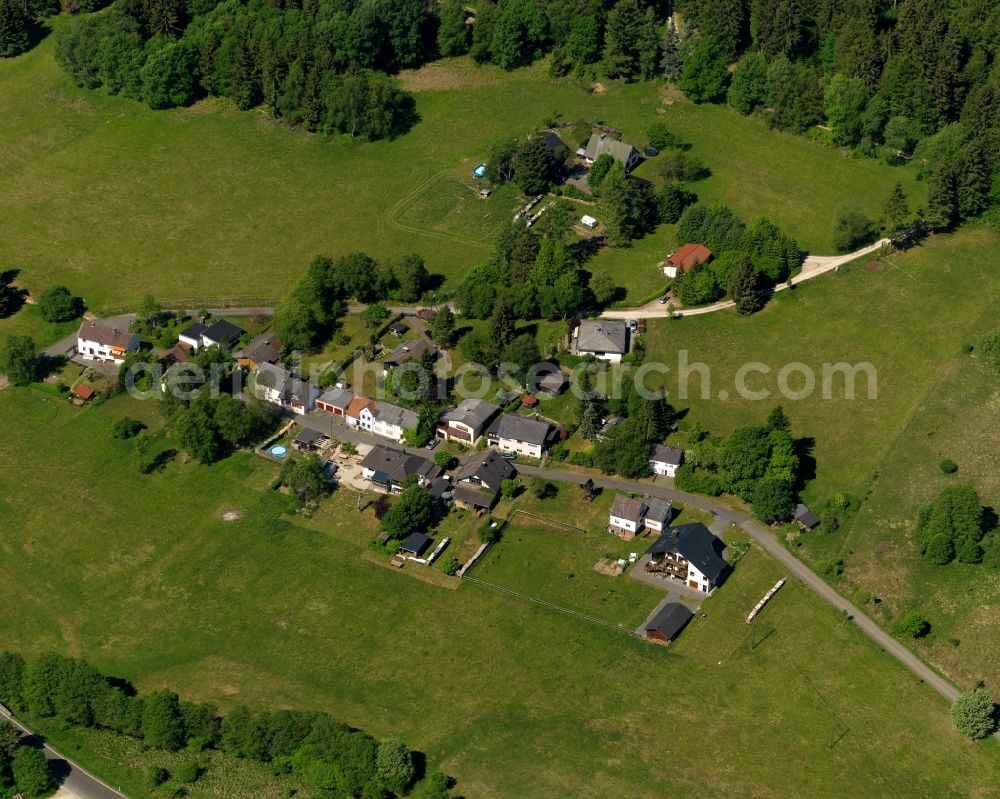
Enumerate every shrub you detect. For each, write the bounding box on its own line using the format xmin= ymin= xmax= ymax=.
xmin=950 ymin=689 xmax=996 ymax=739
xmin=112 ymin=416 xmax=145 ymax=440
xmin=173 ymin=760 xmax=201 ymax=783
xmin=433 ymin=451 xmax=454 ymax=470
xmin=939 ymin=458 xmax=958 ymax=474
xmin=569 ymin=451 xmax=593 ymax=468
xmin=147 ymin=765 xmax=170 ymax=787
xmin=893 ymin=611 xmax=929 ymax=638
xmin=853 ymin=589 xmax=874 ymax=606
xmin=442 ymin=557 xmax=461 ymax=576
xmin=815 ymin=559 xmax=844 ymax=577
xmin=477 ymin=518 xmax=502 ymax=544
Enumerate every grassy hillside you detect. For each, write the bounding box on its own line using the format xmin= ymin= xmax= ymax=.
xmin=0 ymin=388 xmax=997 ymax=797
xmin=0 ymin=21 xmax=922 ymax=315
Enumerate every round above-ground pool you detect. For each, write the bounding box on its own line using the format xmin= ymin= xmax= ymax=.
xmin=269 ymin=445 xmax=288 ymax=458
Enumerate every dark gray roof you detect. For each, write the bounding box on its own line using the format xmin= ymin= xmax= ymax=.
xmin=400 ymin=532 xmax=431 ymax=556
xmin=543 ymin=131 xmax=568 ymax=152
xmin=645 ymin=497 xmax=673 ymax=527
xmin=576 ymin=320 xmax=628 ymax=355
xmin=360 ymin=445 xmax=440 ymax=485
xmin=452 ymin=485 xmax=492 ymax=508
xmin=645 ymin=523 xmax=727 ymax=581
xmin=794 ymin=504 xmax=821 ymax=528
xmin=388 ymin=321 xmax=408 ymax=335
xmin=427 ymin=477 xmax=452 ymax=500
xmin=495 ymin=389 xmax=519 ymax=404
xmin=294 ymin=427 xmax=323 ymax=445
xmin=256 ymin=362 xmax=315 ymax=403
xmin=442 ymin=399 xmax=500 ymax=433
xmin=383 ymin=338 xmax=439 ymax=368
xmin=650 ymin=444 xmax=684 ymax=466
xmin=457 ymin=451 xmax=517 ymax=491
xmin=488 ymin=413 xmax=552 ymax=447
xmin=235 ymin=332 xmax=282 ymax=364
xmin=202 ymin=319 xmax=244 ymax=346
xmin=644 ymin=602 xmax=694 ymax=640
xmin=584 ymin=133 xmax=638 ymax=165
xmin=178 ymin=322 xmax=207 ymax=341
xmin=534 ymin=371 xmax=569 ymax=394
xmin=610 ymin=495 xmax=647 ymax=524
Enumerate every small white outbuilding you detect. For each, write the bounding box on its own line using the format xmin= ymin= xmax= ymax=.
xmin=580 ymin=214 xmax=598 ymax=229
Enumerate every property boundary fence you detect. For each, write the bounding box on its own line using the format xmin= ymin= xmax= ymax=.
xmin=506 ymin=508 xmax=587 ymax=536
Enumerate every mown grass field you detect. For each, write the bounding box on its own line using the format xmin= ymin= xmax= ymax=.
xmin=0 ymin=21 xmax=921 ymax=321
xmin=0 ymin=388 xmax=998 ymax=798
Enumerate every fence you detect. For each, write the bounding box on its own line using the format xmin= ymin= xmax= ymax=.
xmin=99 ymin=296 xmax=283 ymax=315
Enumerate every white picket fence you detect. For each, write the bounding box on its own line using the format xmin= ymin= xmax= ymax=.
xmin=747 ymin=578 xmax=786 ymax=624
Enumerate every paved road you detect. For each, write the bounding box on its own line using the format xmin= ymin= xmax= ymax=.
xmin=515 ymin=463 xmax=962 ymax=703
xmin=0 ymin=705 xmax=127 ymax=799
xmin=602 ymin=239 xmax=892 ymax=320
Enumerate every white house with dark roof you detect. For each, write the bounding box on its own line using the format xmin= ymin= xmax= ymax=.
xmin=644 ymin=523 xmax=727 ymax=593
xmin=255 ymin=362 xmax=319 ymax=414
xmin=76 ymin=320 xmax=140 ymax=364
xmin=572 ymin=320 xmax=629 ymax=362
xmin=457 ymin=450 xmax=517 ymax=493
xmin=178 ymin=319 xmax=245 ymax=352
xmin=437 ymin=399 xmax=500 ymax=445
xmin=649 ymin=444 xmax=684 ymax=478
xmin=609 ymin=495 xmax=648 ymax=540
xmin=583 ymin=133 xmax=640 ymax=172
xmin=642 ymin=497 xmax=673 ymax=533
xmin=486 ymin=413 xmax=553 ymax=460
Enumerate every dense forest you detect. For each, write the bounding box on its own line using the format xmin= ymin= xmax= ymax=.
xmin=0 ymin=0 xmax=998 ymax=216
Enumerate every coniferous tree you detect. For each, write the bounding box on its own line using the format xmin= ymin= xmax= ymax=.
xmin=924 ymin=164 xmax=958 ymax=230
xmin=0 ymin=0 xmax=30 ymax=57
xmin=955 ymin=139 xmax=991 ymax=219
xmin=881 ymin=182 xmax=910 ymax=237
xmin=729 ymin=257 xmax=765 ymax=315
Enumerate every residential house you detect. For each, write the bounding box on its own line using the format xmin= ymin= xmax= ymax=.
xmin=382 ymin=337 xmax=440 ymax=375
xmin=644 ymin=523 xmax=727 ymax=593
xmin=360 ymin=445 xmax=441 ymax=494
xmin=572 ymin=320 xmax=629 ymax=362
xmin=794 ymin=504 xmax=821 ymax=530
xmin=255 ymin=362 xmax=319 ymax=414
xmin=437 ymin=398 xmax=500 ymax=445
xmin=234 ymin=333 xmax=283 ymax=371
xmin=457 ymin=451 xmax=517 ymax=494
xmin=583 ymin=133 xmax=641 ymax=172
xmin=371 ymin=402 xmax=419 ymax=442
xmin=663 ymin=243 xmax=713 ymax=279
xmin=76 ymin=320 xmax=140 ymax=365
xmin=452 ymin=485 xmax=493 ymax=515
xmin=178 ymin=319 xmax=246 ymax=352
xmin=608 ymin=495 xmax=648 ymax=540
xmin=529 ymin=365 xmax=569 ymax=397
xmin=387 ymin=321 xmax=409 ymax=336
xmin=649 ymin=444 xmax=684 ymax=478
xmin=316 ymin=387 xmax=353 ymax=417
xmin=643 ymin=602 xmax=694 ymax=645
xmin=486 ymin=413 xmax=553 ymax=460
xmin=293 ymin=427 xmax=325 ymax=451
xmin=642 ymin=497 xmax=673 ymax=533
xmin=346 ymin=396 xmax=376 ymax=432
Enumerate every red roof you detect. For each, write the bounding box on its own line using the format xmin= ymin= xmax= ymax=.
xmin=521 ymin=395 xmax=539 ymax=407
xmin=666 ymin=243 xmax=713 ymax=272
xmin=72 ymin=383 xmax=95 ymax=400
xmin=346 ymin=396 xmax=374 ymax=419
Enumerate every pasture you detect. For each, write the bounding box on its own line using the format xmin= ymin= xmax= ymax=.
xmin=0 ymin=388 xmax=998 ymax=797
xmin=0 ymin=24 xmax=922 ymax=319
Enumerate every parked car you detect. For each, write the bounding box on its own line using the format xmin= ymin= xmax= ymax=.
xmin=424 ymin=437 xmax=440 ymax=450
xmin=658 ymin=294 xmax=670 ymax=305
xmin=628 ymin=319 xmax=638 ymax=331
xmin=500 ymin=452 xmax=517 ymax=461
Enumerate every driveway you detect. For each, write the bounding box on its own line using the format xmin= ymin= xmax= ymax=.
xmin=0 ymin=705 xmax=127 ymax=799
xmin=602 ymin=239 xmax=891 ymax=320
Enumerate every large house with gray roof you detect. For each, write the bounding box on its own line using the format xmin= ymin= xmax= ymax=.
xmin=572 ymin=320 xmax=629 ymax=362
xmin=486 ymin=413 xmax=554 ymax=459
xmin=583 ymin=133 xmax=640 ymax=172
xmin=644 ymin=523 xmax=727 ymax=593
xmin=255 ymin=362 xmax=319 ymax=414
xmin=77 ymin=320 xmax=140 ymax=365
xmin=360 ymin=445 xmax=441 ymax=494
xmin=437 ymin=399 xmax=500 ymax=445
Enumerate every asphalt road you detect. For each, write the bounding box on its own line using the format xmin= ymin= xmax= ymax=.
xmin=0 ymin=705 xmax=127 ymax=799
xmin=516 ymin=463 xmax=962 ymax=703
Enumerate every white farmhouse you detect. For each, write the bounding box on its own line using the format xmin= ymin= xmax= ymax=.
xmin=486 ymin=413 xmax=553 ymax=460
xmin=649 ymin=444 xmax=684 ymax=478
xmin=76 ymin=320 xmax=140 ymax=365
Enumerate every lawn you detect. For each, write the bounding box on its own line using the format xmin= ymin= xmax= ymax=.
xmin=0 ymin=388 xmax=999 ymax=797
xmin=642 ymin=227 xmax=1000 ymax=503
xmin=0 ymin=26 xmax=922 ymax=316
xmin=0 ymin=302 xmax=81 ymax=349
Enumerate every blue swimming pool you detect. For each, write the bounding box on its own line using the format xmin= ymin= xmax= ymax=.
xmin=270 ymin=445 xmax=288 ymax=458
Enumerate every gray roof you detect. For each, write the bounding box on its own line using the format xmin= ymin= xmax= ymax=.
xmin=427 ymin=477 xmax=452 ymax=500
xmin=576 ymin=320 xmax=628 ymax=355
xmin=452 ymin=485 xmax=493 ymax=509
xmin=400 ymin=532 xmax=431 ymax=556
xmin=457 ymin=451 xmax=517 ymax=491
xmin=645 ymin=497 xmax=673 ymax=527
xmin=78 ymin=320 xmax=136 ymax=350
xmin=795 ymin=504 xmax=821 ymax=528
xmin=488 ymin=413 xmax=552 ymax=447
xmin=178 ymin=322 xmax=207 ymax=341
xmin=644 ymin=602 xmax=694 ymax=640
xmin=235 ymin=332 xmax=282 ymax=364
xmin=650 ymin=444 xmax=684 ymax=466
xmin=256 ymin=362 xmax=315 ymax=403
xmin=584 ymin=133 xmax=638 ymax=166
xmin=360 ymin=445 xmax=440 ymax=485
xmin=383 ymin=337 xmax=439 ymax=368
xmin=318 ymin=387 xmax=354 ymax=409
xmin=495 ymin=389 xmax=519 ymax=404
xmin=202 ymin=319 xmax=244 ymax=346
xmin=610 ymin=495 xmax=647 ymax=524
xmin=645 ymin=523 xmax=727 ymax=581
xmin=442 ymin=399 xmax=500 ymax=433
xmin=374 ymin=402 xmax=419 ymax=430
xmin=535 ymin=371 xmax=569 ymax=394
xmin=543 ymin=131 xmax=568 ymax=152
xmin=294 ymin=427 xmax=323 ymax=445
